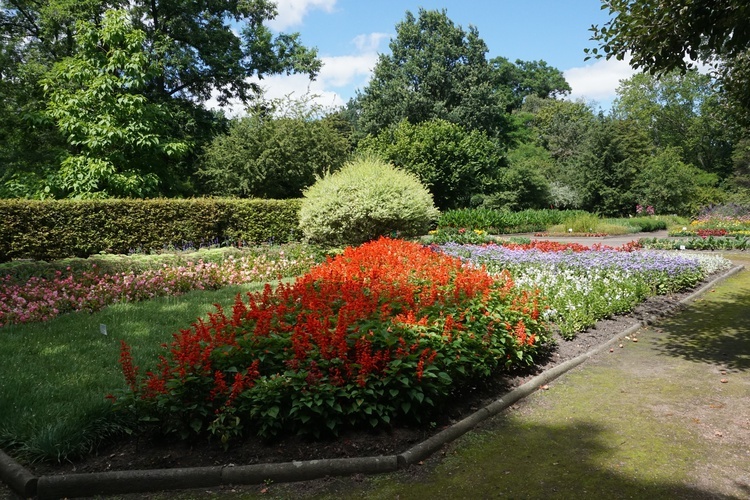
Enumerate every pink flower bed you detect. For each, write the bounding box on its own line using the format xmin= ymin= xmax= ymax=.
xmin=0 ymin=254 xmax=315 ymax=328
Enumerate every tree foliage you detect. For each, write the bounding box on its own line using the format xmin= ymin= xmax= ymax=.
xmin=358 ymin=119 xmax=504 ymax=210
xmin=613 ymin=70 xmax=733 ymax=176
xmin=199 ymin=98 xmax=350 ymax=199
xmin=490 ymin=57 xmax=571 ymax=112
xmin=634 ymin=147 xmax=720 ymax=215
xmin=42 ymin=10 xmax=190 ymax=197
xmin=588 ymin=0 xmax=750 ymax=123
xmin=0 ymin=0 xmax=320 ymax=198
xmin=588 ymin=0 xmax=750 ymax=73
xmin=354 ymin=8 xmax=510 ymax=140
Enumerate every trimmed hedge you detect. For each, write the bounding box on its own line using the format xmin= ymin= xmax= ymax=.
xmin=0 ymin=198 xmax=302 ymax=262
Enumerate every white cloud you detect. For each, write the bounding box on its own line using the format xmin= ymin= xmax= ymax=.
xmin=352 ymin=32 xmax=390 ymax=53
xmin=267 ymin=0 xmax=337 ymax=31
xmin=207 ymin=31 xmax=389 ymax=117
xmin=206 ymin=74 xmax=344 ymax=118
xmin=564 ymin=56 xmax=637 ymax=104
xmin=317 ymin=33 xmax=388 ymax=88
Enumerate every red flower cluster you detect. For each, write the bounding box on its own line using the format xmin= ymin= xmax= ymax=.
xmin=501 ymin=240 xmax=593 ymax=252
xmin=696 ymin=228 xmax=728 ymax=237
xmin=115 ymin=238 xmax=548 ymax=439
xmin=500 ymin=239 xmax=641 ymax=253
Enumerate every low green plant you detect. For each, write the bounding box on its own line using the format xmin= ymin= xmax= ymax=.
xmin=640 ymin=235 xmax=750 ymax=251
xmin=426 ymin=228 xmax=494 ymax=245
xmin=298 ymin=155 xmax=439 ymax=246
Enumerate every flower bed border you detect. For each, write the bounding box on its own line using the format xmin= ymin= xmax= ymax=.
xmin=1 ymin=264 xmax=744 ymax=499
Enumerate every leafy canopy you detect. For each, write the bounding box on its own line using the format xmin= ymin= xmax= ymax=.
xmin=199 ymin=97 xmax=350 ymax=199
xmin=588 ymin=0 xmax=750 ymax=123
xmin=354 ymin=8 xmax=510 ymax=140
xmin=588 ymin=0 xmax=750 ymax=73
xmin=0 ymin=0 xmax=321 ymax=198
xmin=41 ymin=10 xmax=190 ymax=198
xmin=358 ymin=119 xmax=504 ymax=210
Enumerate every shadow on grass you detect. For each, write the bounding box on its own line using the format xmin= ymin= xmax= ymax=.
xmin=304 ymin=418 xmax=743 ymax=500
xmin=653 ymin=284 xmax=750 ymax=372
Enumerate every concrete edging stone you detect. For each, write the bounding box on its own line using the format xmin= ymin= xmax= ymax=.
xmin=1 ymin=265 xmax=743 ymax=499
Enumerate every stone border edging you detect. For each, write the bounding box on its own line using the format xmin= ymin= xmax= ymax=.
xmin=1 ymin=265 xmax=743 ymax=499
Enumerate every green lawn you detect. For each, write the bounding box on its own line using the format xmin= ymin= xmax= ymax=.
xmin=0 ymin=280 xmax=289 ymax=463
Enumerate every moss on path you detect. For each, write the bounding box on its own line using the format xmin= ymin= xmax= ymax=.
xmin=260 ymin=254 xmax=750 ymax=499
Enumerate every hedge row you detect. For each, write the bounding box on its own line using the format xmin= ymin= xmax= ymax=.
xmin=0 ymin=198 xmax=302 ymax=262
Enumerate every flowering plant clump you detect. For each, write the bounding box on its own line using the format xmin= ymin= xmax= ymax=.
xmin=682 ymin=204 xmax=750 ymax=235
xmin=427 ymin=227 xmax=493 ymax=245
xmin=0 ymin=253 xmax=316 ymax=328
xmin=111 ymin=238 xmax=550 ymax=443
xmin=439 ymin=242 xmax=729 ymax=338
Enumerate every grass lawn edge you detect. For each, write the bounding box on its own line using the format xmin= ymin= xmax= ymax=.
xmin=1 ymin=264 xmax=744 ymax=499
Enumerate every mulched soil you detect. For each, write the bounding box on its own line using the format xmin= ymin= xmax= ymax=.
xmin=23 ymin=284 xmax=699 ymax=479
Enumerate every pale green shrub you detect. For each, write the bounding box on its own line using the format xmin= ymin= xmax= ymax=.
xmin=299 ymin=156 xmax=439 ymax=246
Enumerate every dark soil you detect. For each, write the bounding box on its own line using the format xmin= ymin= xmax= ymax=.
xmin=27 ymin=288 xmax=696 ymax=478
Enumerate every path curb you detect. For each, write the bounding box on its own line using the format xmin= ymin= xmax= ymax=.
xmin=1 ymin=265 xmax=743 ymax=499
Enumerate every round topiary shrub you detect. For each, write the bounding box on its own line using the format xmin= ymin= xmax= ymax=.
xmin=299 ymin=155 xmax=440 ymax=246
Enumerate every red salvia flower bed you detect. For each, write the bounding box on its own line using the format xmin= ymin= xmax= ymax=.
xmin=113 ymin=238 xmax=550 ymax=442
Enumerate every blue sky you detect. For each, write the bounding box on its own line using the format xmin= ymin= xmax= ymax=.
xmin=213 ymin=0 xmax=637 ymax=114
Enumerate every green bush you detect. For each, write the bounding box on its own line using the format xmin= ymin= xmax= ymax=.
xmin=0 ymin=198 xmax=302 ymax=262
xmin=199 ymin=99 xmax=350 ymax=199
xmin=357 ymin=119 xmax=504 ymax=210
xmin=299 ymin=156 xmax=439 ymax=246
xmin=438 ymin=208 xmax=590 ymax=234
xmin=640 ymin=235 xmax=749 ymax=250
xmin=623 ymin=217 xmax=667 ymax=232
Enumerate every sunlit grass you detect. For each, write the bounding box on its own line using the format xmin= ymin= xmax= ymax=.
xmin=0 ymin=280 xmax=291 ymax=463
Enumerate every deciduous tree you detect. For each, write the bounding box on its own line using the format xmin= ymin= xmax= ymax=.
xmin=354 ymin=8 xmax=510 ymax=140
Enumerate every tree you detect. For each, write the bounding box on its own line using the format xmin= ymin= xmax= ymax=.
xmin=612 ymin=70 xmax=733 ymax=177
xmin=354 ymin=8 xmax=510 ymax=140
xmin=573 ymin=117 xmax=644 ymax=216
xmin=199 ymin=98 xmax=350 ymax=199
xmin=478 ymin=144 xmax=552 ymax=211
xmin=588 ymin=0 xmax=750 ymax=122
xmin=42 ymin=10 xmax=190 ymax=197
xmin=490 ymin=57 xmax=571 ymax=112
xmin=634 ymin=147 xmax=721 ymax=215
xmin=0 ymin=0 xmax=320 ymax=197
xmin=358 ymin=119 xmax=504 ymax=210
xmin=525 ymin=96 xmax=598 ymax=165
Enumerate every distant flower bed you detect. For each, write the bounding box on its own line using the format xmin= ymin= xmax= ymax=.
xmin=674 ymin=207 xmax=750 ymax=236
xmin=439 ymin=242 xmax=731 ymax=338
xmin=0 ymin=253 xmax=317 ymax=328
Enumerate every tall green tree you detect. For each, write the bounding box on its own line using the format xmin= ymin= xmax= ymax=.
xmin=612 ymin=70 xmax=733 ymax=177
xmin=199 ymin=98 xmax=350 ymax=199
xmin=0 ymin=0 xmax=320 ymax=198
xmin=571 ymin=117 xmax=649 ymax=216
xmin=354 ymin=8 xmax=510 ymax=140
xmin=490 ymin=57 xmax=571 ymax=112
xmin=358 ymin=119 xmax=504 ymax=210
xmin=633 ymin=147 xmax=720 ymax=215
xmin=588 ymin=0 xmax=750 ymax=124
xmin=42 ymin=10 xmax=189 ymax=197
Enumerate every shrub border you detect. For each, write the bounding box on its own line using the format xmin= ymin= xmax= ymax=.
xmin=0 ymin=264 xmax=743 ymax=499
